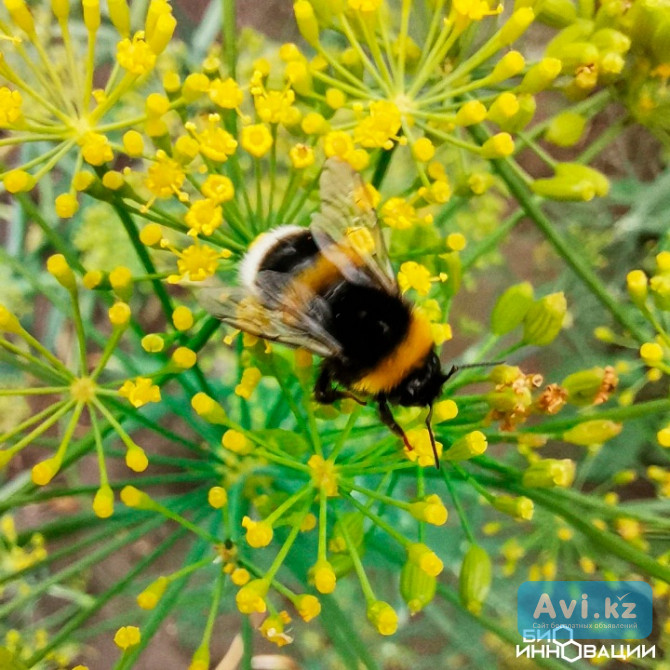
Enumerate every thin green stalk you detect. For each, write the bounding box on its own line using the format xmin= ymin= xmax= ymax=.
xmin=467 ymin=123 xmax=648 ymax=343
xmin=110 ymin=200 xmax=174 ymax=321
xmin=441 ymin=469 xmax=476 ymax=543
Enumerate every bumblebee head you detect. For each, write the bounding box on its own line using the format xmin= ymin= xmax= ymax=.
xmin=388 ymin=350 xmax=447 ymax=408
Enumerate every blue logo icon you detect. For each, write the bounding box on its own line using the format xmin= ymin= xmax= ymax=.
xmin=518 ymin=581 xmax=653 ymax=640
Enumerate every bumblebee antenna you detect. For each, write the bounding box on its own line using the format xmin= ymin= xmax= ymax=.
xmin=443 ymin=361 xmax=504 ymax=383
xmin=425 ymin=404 xmax=440 ymax=470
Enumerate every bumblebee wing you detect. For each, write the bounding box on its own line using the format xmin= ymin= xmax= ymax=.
xmin=196 ymin=281 xmax=341 ymax=358
xmin=310 ymin=158 xmax=397 ymax=294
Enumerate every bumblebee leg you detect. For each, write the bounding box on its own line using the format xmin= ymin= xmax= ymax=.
xmin=377 ymin=398 xmax=412 ymax=451
xmin=314 ymin=364 xmax=365 ymax=405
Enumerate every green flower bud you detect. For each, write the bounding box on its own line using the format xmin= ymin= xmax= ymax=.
xmin=518 ymin=57 xmax=562 ymax=93
xmin=522 ymin=292 xmax=567 ymax=346
xmin=536 ymin=0 xmax=577 ymax=28
xmin=294 ymin=1 xmax=320 ymax=47
xmin=532 ymin=176 xmax=596 ymax=201
xmin=329 ymin=550 xmax=357 ymax=578
xmin=486 ymin=387 xmax=532 ymax=412
xmin=591 ymin=28 xmax=631 ymax=54
xmin=555 ymin=163 xmax=609 ymax=196
xmin=408 ymin=494 xmax=448 ymax=526
xmin=522 ymin=458 xmax=576 ymax=488
xmin=489 ymin=50 xmax=526 ymax=83
xmin=489 ymin=364 xmax=524 ymax=385
xmin=563 ymin=419 xmax=623 ymax=445
xmin=367 ymin=600 xmax=398 ymax=636
xmin=401 ymin=558 xmax=436 ymax=615
xmin=407 ymin=542 xmax=444 ymax=577
xmin=191 ymin=392 xmax=228 ymax=425
xmin=491 ymin=282 xmax=534 ymax=335
xmin=562 ymin=366 xmax=618 ymax=405
xmin=544 ymin=111 xmax=587 ymax=147
xmin=650 ymin=273 xmax=670 ymax=311
xmin=444 ymin=430 xmax=488 ymax=461
xmin=329 ymin=512 xmax=364 ymax=553
xmin=546 ymin=21 xmax=596 ymax=60
xmin=441 ymin=251 xmax=462 ymax=295
xmin=459 ymin=545 xmax=492 ymax=614
xmin=500 ymin=93 xmax=536 ymax=132
xmin=497 ymin=8 xmax=535 ymax=46
xmin=0 ymin=304 xmax=22 ymax=334
xmin=492 ymin=495 xmax=534 ymax=521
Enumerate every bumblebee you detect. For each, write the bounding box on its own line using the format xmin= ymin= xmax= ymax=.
xmin=201 ymin=158 xmax=461 ymax=467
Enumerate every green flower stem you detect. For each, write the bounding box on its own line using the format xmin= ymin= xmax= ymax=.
xmin=0 ymin=386 xmax=68 ymax=396
xmin=468 ymin=123 xmax=648 ymax=343
xmin=198 ymin=570 xmax=225 ymax=657
xmin=342 ymin=480 xmax=411 ymax=512
xmin=0 ymin=514 xmax=166 ymax=622
xmin=0 ymin=337 xmax=72 ymax=383
xmin=435 ymin=585 xmax=568 ymax=670
xmin=28 ymin=519 xmax=187 ymax=669
xmin=519 ymin=397 xmax=670 ymax=434
xmin=340 ymin=490 xmax=410 ymax=548
xmin=222 ymin=0 xmax=237 ymax=78
xmin=461 ymin=210 xmax=524 ymax=271
xmin=266 ymin=485 xmax=313 ymax=526
xmin=329 ymin=407 xmax=363 ymax=462
xmin=265 ymin=501 xmax=312 ymax=582
xmin=0 ymin=398 xmax=69 ymax=444
xmin=514 ymin=487 xmax=670 ymax=583
xmin=166 ymin=556 xmax=215 ymax=584
xmin=104 ymin=397 xmax=210 ymax=454
xmin=110 ymin=199 xmax=174 ymax=321
xmin=318 ymin=487 xmax=328 ymax=562
xmin=6 ymin=474 xmax=213 ymax=510
xmin=15 ymin=194 xmax=85 ymax=272
xmin=471 ymin=456 xmax=670 ymax=529
xmin=338 ymin=510 xmax=377 ymax=605
xmin=441 ymin=469 xmax=476 ymax=543
xmin=450 ymin=462 xmax=496 ymax=503
xmin=142 ymin=498 xmax=220 ymax=545
xmin=3 ymin=399 xmax=75 ymax=460
xmin=117 ymin=527 xmax=213 ymax=669
xmin=91 ymin=325 xmax=126 ymax=381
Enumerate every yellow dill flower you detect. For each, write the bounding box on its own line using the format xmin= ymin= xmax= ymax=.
xmin=201 ymin=175 xmax=235 ymax=203
xmin=241 ymin=123 xmax=274 ymax=158
xmin=166 ymin=243 xmax=229 ymax=283
xmin=242 ymin=516 xmax=273 ymax=547
xmin=367 ymin=600 xmax=398 ymax=635
xmin=185 ymin=199 xmax=223 ymax=237
xmin=144 ymin=152 xmax=187 ymax=200
xmin=189 ymin=115 xmax=238 ymax=162
xmin=397 ymin=262 xmax=432 ymax=295
xmin=0 ymin=86 xmax=22 ymax=126
xmin=235 ymin=578 xmax=269 ymax=614
xmin=354 ymin=101 xmax=402 ymax=149
xmin=119 ymin=377 xmax=161 ymax=408
xmin=209 ymin=77 xmax=244 ymax=109
xmin=113 ymin=625 xmax=141 ymax=650
xmin=403 ymin=428 xmax=444 ymax=467
xmin=116 ymin=33 xmax=156 ymax=74
xmin=296 ymin=594 xmax=321 ymax=622
xmin=260 ymin=611 xmax=293 ymax=647
xmin=289 ymin=143 xmax=315 ymax=169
